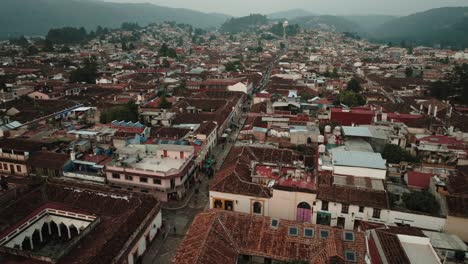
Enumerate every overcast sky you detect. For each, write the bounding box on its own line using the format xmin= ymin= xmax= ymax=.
xmin=106 ymin=0 xmax=468 ymax=16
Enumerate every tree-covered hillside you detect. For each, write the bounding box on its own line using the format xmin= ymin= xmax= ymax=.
xmin=0 ymin=0 xmax=228 ymax=39
xmin=220 ymin=14 xmax=269 ymax=34
xmin=373 ymin=7 xmax=468 ymax=49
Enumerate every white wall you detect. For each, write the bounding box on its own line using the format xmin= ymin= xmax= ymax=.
xmin=334 ymin=166 xmax=386 ymax=180
xmin=127 ymin=210 xmax=162 ymax=264
xmin=313 ymin=200 xmax=446 ymax=231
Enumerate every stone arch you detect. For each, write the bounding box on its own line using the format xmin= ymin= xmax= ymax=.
xmin=21 ymin=236 xmax=32 ymax=251
xmin=297 ymin=202 xmax=312 ymax=210
xmin=31 ymin=229 xmax=42 ymax=248
xmin=59 ymin=223 xmax=68 ymax=240
xmin=69 ymin=224 xmax=79 ymax=238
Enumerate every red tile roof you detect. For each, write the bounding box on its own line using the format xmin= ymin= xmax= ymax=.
xmin=172 ymin=210 xmax=367 ymax=264
xmin=0 ymin=182 xmax=160 ymax=264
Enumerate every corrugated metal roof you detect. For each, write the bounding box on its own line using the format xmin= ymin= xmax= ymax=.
xmin=331 ymin=150 xmax=386 ymax=169
xmin=342 ymin=126 xmax=372 ymax=138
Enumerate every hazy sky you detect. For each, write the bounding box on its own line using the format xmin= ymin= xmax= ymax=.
xmin=106 ymin=0 xmax=468 ymax=16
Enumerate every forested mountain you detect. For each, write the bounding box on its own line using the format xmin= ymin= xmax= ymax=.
xmin=290 ymin=15 xmax=361 ymax=33
xmin=0 ymin=0 xmax=229 ymax=39
xmin=219 ymin=14 xmax=269 ymax=34
xmin=373 ymin=7 xmax=468 ymax=49
xmin=342 ymin=15 xmax=397 ymax=33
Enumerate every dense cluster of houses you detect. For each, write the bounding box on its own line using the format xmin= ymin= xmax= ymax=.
xmin=1 ymin=21 xmax=468 ymax=264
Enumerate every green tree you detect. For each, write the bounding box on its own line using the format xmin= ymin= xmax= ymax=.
xmin=405 ymin=67 xmax=414 ymax=78
xmin=158 ymin=95 xmax=172 ymax=109
xmin=339 ymin=91 xmax=365 ymax=107
xmin=224 ymin=61 xmax=240 ymax=72
xmin=382 ymin=144 xmax=418 ymax=164
xmin=27 ymin=45 xmax=38 ymax=55
xmin=430 ymin=63 xmax=468 ymax=104
xmin=280 ymin=42 xmax=286 ymax=50
xmin=43 ymin=39 xmax=55 ymax=52
xmin=161 ymin=59 xmax=170 ymax=68
xmin=60 ymin=45 xmax=71 ymax=53
xmin=10 ymin=36 xmax=29 ymax=46
xmin=70 ymin=57 xmax=98 ymax=84
xmin=346 ymin=78 xmax=361 ymax=93
xmin=402 ymin=191 xmax=440 ymax=215
xmin=299 ymin=92 xmax=313 ymax=102
xmin=99 ymin=100 xmax=139 ymax=123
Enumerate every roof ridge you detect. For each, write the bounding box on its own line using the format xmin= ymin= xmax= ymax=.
xmin=232 ymin=167 xmax=271 ymax=198
xmin=192 ymin=212 xmax=220 ymax=264
xmin=215 ymin=213 xmax=241 ymax=253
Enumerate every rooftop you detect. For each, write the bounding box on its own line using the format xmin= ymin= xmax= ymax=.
xmin=331 ymin=150 xmax=387 ymax=170
xmin=172 ymin=210 xmax=367 ymax=264
xmin=0 ymin=182 xmax=160 ymax=264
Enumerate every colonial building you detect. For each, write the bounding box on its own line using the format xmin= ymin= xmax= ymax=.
xmin=0 ymin=138 xmax=44 ymax=176
xmin=106 ymin=143 xmax=197 ymax=202
xmin=0 ymin=182 xmax=162 ymax=264
xmin=172 ymin=209 xmax=368 ymax=264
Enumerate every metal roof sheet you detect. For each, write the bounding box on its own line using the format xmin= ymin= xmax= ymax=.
xmin=331 ymin=150 xmax=386 ymax=170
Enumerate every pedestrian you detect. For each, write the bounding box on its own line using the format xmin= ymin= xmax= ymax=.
xmin=173 ymin=226 xmax=177 ymax=234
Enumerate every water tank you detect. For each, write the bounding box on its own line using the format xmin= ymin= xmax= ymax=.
xmin=325 ymin=125 xmax=332 ymax=133
xmin=456 ymin=131 xmax=463 ymax=141
xmin=319 ymin=144 xmax=326 ymax=153
xmin=318 ymin=135 xmax=324 ymax=143
xmin=334 ymin=126 xmax=341 ymax=136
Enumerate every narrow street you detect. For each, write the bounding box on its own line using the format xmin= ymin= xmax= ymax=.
xmin=142 ymin=49 xmax=280 ymax=264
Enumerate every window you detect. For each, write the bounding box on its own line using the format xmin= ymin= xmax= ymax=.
xmin=303 ymin=228 xmax=314 ymax=238
xmin=224 ymin=200 xmax=234 ymax=211
xmin=2 ymin=163 xmax=7 ymax=170
xmin=212 ymin=198 xmax=234 ymax=211
xmin=270 ymin=219 xmax=279 ymax=229
xmin=344 ymin=231 xmax=354 ymax=241
xmin=140 ymin=177 xmax=148 ymax=183
xmin=112 ymin=173 xmax=120 ymax=179
xmin=373 ymin=208 xmax=381 ymax=219
xmin=321 ymin=201 xmax=329 ymax=211
xmin=125 ymin=175 xmax=133 ymax=181
xmin=213 ymin=199 xmax=223 ymax=209
xmin=341 ymin=204 xmax=349 ymax=214
xmin=288 ymin=227 xmax=298 ymax=236
xmin=320 ymin=229 xmax=330 ymax=238
xmin=163 ymin=150 xmax=168 ymax=157
xmin=344 ymin=250 xmax=356 ymax=262
xmin=359 ymin=206 xmax=364 ymax=213
xmin=16 ymin=165 xmax=21 ymax=172
xmin=153 ymin=179 xmax=161 ymax=185
xmin=180 ymin=151 xmax=184 ymax=159
xmin=252 ymin=201 xmax=262 ymax=215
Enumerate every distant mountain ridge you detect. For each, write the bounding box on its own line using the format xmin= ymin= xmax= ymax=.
xmin=219 ymin=14 xmax=269 ymax=34
xmin=0 ymin=0 xmax=229 ymax=38
xmin=372 ymin=7 xmax=468 ymax=48
xmin=268 ymin=9 xmax=314 ymax=20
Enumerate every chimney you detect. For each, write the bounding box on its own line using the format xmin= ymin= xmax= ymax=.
xmin=70 ymin=151 xmax=76 ymax=161
xmin=427 ymin=104 xmax=431 ymax=115
xmin=433 ymin=106 xmax=438 ymax=118
xmin=448 ymin=106 xmax=453 ymax=117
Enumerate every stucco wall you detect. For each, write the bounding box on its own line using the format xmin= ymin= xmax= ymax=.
xmin=445 ymin=216 xmax=468 ymax=242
